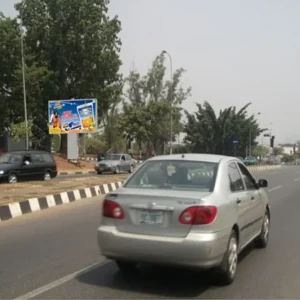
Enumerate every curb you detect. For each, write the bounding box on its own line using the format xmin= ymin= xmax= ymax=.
xmin=78 ymin=157 xmax=144 ymax=163
xmin=248 ymin=165 xmax=281 ymax=171
xmin=0 ymin=181 xmax=124 ymax=222
xmin=59 ymin=170 xmax=96 ymax=175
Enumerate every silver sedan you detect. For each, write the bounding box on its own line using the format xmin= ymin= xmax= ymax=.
xmin=97 ymin=154 xmax=270 ymax=285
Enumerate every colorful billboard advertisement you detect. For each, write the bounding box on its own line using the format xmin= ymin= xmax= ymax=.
xmin=48 ymin=99 xmax=97 ymax=134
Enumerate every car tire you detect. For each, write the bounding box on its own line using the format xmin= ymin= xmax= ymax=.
xmin=114 ymin=166 xmax=120 ymax=174
xmin=128 ymin=165 xmax=133 ymax=173
xmin=8 ymin=173 xmax=18 ymax=184
xmin=215 ymin=230 xmax=238 ymax=285
xmin=97 ymin=171 xmax=102 ymax=175
xmin=115 ymin=260 xmax=137 ymax=273
xmin=255 ymin=210 xmax=270 ymax=248
xmin=43 ymin=171 xmax=51 ymax=181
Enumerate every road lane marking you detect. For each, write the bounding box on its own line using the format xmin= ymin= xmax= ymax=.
xmin=268 ymin=185 xmax=282 ymax=192
xmin=294 ymin=177 xmax=300 ymax=182
xmin=13 ymin=260 xmax=110 ymax=300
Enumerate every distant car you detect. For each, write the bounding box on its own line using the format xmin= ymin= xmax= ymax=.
xmin=0 ymin=150 xmax=57 ymax=184
xmin=94 ymin=153 xmax=136 ymax=174
xmin=243 ymin=156 xmax=258 ymax=165
xmin=97 ymin=154 xmax=270 ymax=285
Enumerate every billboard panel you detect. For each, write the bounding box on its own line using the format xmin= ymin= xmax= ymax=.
xmin=48 ymin=99 xmax=97 ymax=134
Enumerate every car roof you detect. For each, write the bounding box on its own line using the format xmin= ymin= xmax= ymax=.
xmin=147 ymin=153 xmax=237 ymax=163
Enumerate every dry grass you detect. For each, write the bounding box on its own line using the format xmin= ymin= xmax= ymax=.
xmin=0 ymin=174 xmax=129 ymax=206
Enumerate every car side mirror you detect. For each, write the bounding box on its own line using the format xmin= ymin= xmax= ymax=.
xmin=257 ymin=179 xmax=268 ymax=188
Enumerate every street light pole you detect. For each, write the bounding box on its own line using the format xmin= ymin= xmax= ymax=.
xmin=20 ymin=15 xmax=29 ymax=150
xmin=162 ymin=50 xmax=173 ymax=155
xmin=249 ymin=112 xmax=261 ymax=156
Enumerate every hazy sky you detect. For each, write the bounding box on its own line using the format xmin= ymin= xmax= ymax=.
xmin=2 ymin=0 xmax=300 ymax=144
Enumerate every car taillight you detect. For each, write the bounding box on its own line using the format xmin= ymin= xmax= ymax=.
xmin=103 ymin=199 xmax=124 ymax=219
xmin=179 ymin=206 xmax=217 ymax=225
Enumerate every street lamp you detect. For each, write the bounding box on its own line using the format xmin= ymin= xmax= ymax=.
xmin=249 ymin=112 xmax=261 ymax=156
xmin=162 ymin=50 xmax=173 ymax=155
xmin=20 ymin=12 xmax=29 ymax=150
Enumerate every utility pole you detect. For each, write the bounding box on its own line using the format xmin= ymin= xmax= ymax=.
xmin=162 ymin=50 xmax=173 ymax=155
xmin=20 ymin=13 xmax=29 ymax=150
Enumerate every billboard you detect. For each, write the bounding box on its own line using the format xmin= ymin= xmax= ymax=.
xmin=48 ymin=99 xmax=97 ymax=134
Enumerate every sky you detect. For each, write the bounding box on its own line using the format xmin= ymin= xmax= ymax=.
xmin=1 ymin=0 xmax=300 ymax=144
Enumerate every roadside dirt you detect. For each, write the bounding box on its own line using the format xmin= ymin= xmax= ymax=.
xmin=54 ymin=155 xmax=95 ymax=171
xmin=0 ymin=174 xmax=129 ymax=206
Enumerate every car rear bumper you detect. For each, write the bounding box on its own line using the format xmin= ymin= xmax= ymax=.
xmin=97 ymin=226 xmax=230 ymax=269
xmin=94 ymin=166 xmax=116 ymax=172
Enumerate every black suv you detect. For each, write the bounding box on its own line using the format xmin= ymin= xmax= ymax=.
xmin=0 ymin=151 xmax=57 ymax=184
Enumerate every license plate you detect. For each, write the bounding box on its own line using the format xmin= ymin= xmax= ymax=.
xmin=139 ymin=211 xmax=163 ymax=225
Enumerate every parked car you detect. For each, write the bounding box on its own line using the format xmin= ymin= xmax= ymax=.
xmin=243 ymin=156 xmax=258 ymax=165
xmin=94 ymin=153 xmax=136 ymax=174
xmin=97 ymin=153 xmax=270 ymax=285
xmin=0 ymin=150 xmax=57 ymax=184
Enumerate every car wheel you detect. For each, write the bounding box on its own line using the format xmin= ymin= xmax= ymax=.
xmin=97 ymin=171 xmax=102 ymax=175
xmin=128 ymin=165 xmax=133 ymax=173
xmin=115 ymin=260 xmax=137 ymax=273
xmin=114 ymin=166 xmax=120 ymax=174
xmin=216 ymin=230 xmax=238 ymax=285
xmin=43 ymin=171 xmax=51 ymax=181
xmin=8 ymin=173 xmax=17 ymax=184
xmin=255 ymin=210 xmax=270 ymax=248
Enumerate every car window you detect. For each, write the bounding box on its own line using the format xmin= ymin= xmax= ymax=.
xmin=124 ymin=160 xmax=218 ymax=192
xmin=104 ymin=154 xmax=121 ymax=161
xmin=0 ymin=153 xmax=22 ymax=163
xmin=237 ymin=162 xmax=256 ymax=190
xmin=41 ymin=153 xmax=55 ymax=163
xmin=23 ymin=154 xmax=32 ymax=163
xmin=228 ymin=162 xmax=245 ymax=192
xmin=126 ymin=155 xmax=132 ymax=160
xmin=32 ymin=154 xmax=45 ymax=164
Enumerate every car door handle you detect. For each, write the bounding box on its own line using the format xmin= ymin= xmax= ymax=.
xmin=236 ymin=199 xmax=242 ymax=204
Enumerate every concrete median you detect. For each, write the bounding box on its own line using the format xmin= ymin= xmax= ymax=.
xmin=247 ymin=165 xmax=282 ymax=172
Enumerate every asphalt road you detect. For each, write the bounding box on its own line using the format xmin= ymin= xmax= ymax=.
xmin=1 ymin=166 xmax=300 ymax=299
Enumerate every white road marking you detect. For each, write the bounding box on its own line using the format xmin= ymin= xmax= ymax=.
xmin=13 ymin=260 xmax=110 ymax=300
xmin=294 ymin=177 xmax=300 ymax=182
xmin=268 ymin=185 xmax=282 ymax=192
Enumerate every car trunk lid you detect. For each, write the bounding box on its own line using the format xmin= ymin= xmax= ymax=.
xmin=107 ymin=188 xmax=211 ymax=238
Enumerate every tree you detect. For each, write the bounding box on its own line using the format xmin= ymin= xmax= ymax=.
xmin=15 ymin=0 xmax=123 ymax=153
xmin=184 ymin=101 xmax=265 ymax=156
xmin=120 ymin=52 xmax=191 ymax=155
xmin=252 ymin=145 xmax=269 ymax=157
xmin=273 ymin=146 xmax=284 ymax=156
xmin=0 ymin=14 xmax=22 ymax=133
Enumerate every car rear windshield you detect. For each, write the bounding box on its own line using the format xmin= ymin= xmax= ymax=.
xmin=103 ymin=154 xmax=121 ymax=161
xmin=124 ymin=160 xmax=218 ymax=192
